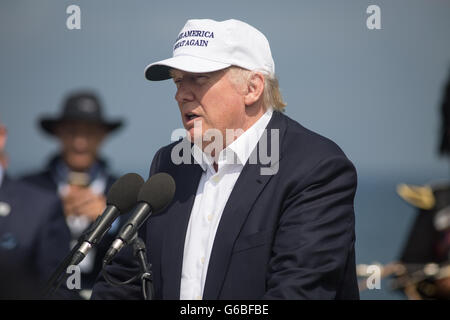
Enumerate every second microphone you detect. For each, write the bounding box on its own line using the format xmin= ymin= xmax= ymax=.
xmin=103 ymin=172 xmax=176 ymax=265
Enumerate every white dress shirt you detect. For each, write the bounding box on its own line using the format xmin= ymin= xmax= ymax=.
xmin=180 ymin=108 xmax=273 ymax=300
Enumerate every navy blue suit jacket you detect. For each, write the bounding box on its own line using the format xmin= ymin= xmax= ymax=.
xmin=0 ymin=176 xmax=70 ymax=297
xmin=92 ymin=111 xmax=359 ymax=300
xmin=20 ymin=158 xmax=120 ymax=289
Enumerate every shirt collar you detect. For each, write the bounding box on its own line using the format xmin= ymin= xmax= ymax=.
xmin=192 ymin=107 xmax=273 ymax=172
xmin=224 ymin=107 xmax=273 ymax=167
xmin=52 ymin=157 xmax=104 ymax=185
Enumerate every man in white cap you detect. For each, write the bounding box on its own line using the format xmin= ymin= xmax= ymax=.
xmin=93 ymin=19 xmax=359 ymax=300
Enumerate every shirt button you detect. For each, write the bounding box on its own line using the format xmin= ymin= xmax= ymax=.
xmin=201 ymin=257 xmax=205 ymax=264
xmin=207 ymin=214 xmax=213 ymax=221
xmin=212 ymin=175 xmax=221 ymax=183
xmin=196 ymin=295 xmax=202 ymax=300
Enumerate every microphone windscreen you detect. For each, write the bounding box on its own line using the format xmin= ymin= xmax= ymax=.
xmin=107 ymin=173 xmax=145 ymax=212
xmin=138 ymin=172 xmax=176 ymax=212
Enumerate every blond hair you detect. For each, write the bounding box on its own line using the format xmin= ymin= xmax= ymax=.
xmin=226 ymin=66 xmax=287 ymax=112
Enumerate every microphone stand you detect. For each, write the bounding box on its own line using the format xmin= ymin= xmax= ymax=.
xmin=101 ymin=236 xmax=154 ymax=300
xmin=133 ymin=237 xmax=154 ymax=300
xmin=43 ymin=236 xmax=84 ymax=298
xmin=43 ymin=221 xmax=101 ymax=298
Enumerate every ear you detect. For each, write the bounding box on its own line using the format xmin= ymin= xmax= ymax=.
xmin=243 ymin=72 xmax=265 ymax=106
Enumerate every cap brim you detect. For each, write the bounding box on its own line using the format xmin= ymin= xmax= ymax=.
xmin=144 ymin=55 xmax=231 ymax=81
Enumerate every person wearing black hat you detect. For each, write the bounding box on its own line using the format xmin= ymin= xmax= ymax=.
xmin=20 ymin=91 xmax=124 ymax=298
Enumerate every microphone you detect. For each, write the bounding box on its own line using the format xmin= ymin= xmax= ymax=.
xmin=103 ymin=172 xmax=176 ymax=265
xmin=70 ymin=173 xmax=145 ymax=266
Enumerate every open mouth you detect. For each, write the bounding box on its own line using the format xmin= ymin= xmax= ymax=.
xmin=185 ymin=112 xmax=200 ymax=122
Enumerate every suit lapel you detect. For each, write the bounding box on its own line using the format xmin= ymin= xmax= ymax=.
xmin=203 ymin=111 xmax=287 ymax=299
xmin=161 ymin=161 xmax=203 ymax=299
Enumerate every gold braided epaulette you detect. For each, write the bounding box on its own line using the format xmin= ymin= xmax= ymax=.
xmin=396 ymin=183 xmax=435 ymax=210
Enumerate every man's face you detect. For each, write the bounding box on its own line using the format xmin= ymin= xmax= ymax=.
xmin=171 ymin=68 xmax=248 ymax=150
xmin=55 ymin=120 xmax=107 ymax=171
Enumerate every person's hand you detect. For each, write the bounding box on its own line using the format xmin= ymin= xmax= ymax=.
xmin=62 ymin=185 xmax=106 ymax=221
xmin=0 ymin=124 xmax=9 ymax=169
xmin=435 ymin=277 xmax=450 ymax=299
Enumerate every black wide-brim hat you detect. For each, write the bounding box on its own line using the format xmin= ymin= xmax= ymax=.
xmin=39 ymin=91 xmax=123 ymax=135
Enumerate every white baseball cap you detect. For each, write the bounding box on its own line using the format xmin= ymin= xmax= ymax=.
xmin=144 ymin=18 xmax=275 ymax=81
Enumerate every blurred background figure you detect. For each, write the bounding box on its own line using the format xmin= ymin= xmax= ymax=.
xmin=0 ymin=124 xmax=8 ymax=169
xmin=394 ymin=72 xmax=450 ymax=300
xmin=0 ymin=119 xmax=69 ymax=299
xmin=20 ymin=91 xmax=125 ymax=298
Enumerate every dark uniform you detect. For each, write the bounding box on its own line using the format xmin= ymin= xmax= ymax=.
xmin=393 ymin=71 xmax=450 ymax=300
xmin=0 ymin=175 xmax=70 ymax=298
xmin=396 ymin=182 xmax=450 ymax=299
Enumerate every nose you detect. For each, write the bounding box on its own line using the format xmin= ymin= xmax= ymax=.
xmin=174 ymin=80 xmax=195 ymax=104
xmin=72 ymin=133 xmax=89 ymax=151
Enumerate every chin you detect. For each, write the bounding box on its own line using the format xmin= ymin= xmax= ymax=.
xmin=186 ymin=127 xmax=202 ymax=143
xmin=66 ymin=158 xmax=94 ymax=172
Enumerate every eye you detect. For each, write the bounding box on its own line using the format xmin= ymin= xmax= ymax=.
xmin=172 ymin=78 xmax=182 ymax=88
xmin=194 ymin=75 xmax=209 ymax=83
